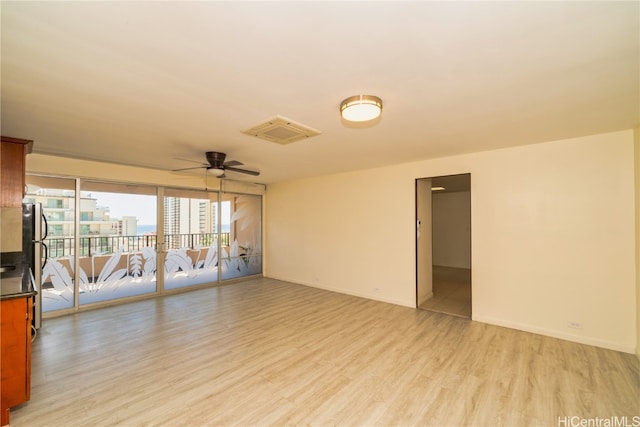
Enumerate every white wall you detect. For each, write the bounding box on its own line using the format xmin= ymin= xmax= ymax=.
xmin=635 ymin=127 xmax=640 ymax=360
xmin=265 ymin=170 xmax=416 ymax=307
xmin=265 ymin=130 xmax=637 ymax=353
xmin=432 ymin=191 xmax=471 ymax=269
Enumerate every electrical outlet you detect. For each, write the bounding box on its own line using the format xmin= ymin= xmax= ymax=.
xmin=568 ymin=320 xmax=583 ymax=329
xmin=374 ymin=287 xmax=381 ymax=293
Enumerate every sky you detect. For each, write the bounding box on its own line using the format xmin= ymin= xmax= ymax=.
xmin=91 ymin=192 xmax=231 ymax=226
xmin=92 ymin=193 xmax=157 ymax=225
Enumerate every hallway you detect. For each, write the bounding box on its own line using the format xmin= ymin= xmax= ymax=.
xmin=419 ymin=266 xmax=471 ymax=318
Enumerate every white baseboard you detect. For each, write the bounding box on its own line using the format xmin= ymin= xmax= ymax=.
xmin=264 ymin=274 xmax=415 ymax=308
xmin=473 ymin=314 xmax=636 ymax=354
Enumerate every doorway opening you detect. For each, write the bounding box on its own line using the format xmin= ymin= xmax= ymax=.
xmin=416 ymin=173 xmax=471 ymax=318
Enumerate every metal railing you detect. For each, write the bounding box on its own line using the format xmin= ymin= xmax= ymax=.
xmin=46 ymin=232 xmax=231 ymax=258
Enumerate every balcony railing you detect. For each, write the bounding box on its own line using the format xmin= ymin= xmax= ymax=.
xmin=46 ymin=232 xmax=231 ymax=258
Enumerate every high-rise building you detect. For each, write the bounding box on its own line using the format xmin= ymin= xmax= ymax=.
xmin=164 ymin=197 xmax=218 ymax=248
xmin=119 ymin=216 xmax=138 ymax=236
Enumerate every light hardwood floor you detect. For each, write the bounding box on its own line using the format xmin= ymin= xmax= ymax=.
xmin=419 ymin=266 xmax=471 ymax=318
xmin=11 ymin=277 xmax=640 ymax=426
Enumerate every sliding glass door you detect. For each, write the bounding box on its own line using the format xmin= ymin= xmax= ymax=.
xmin=24 ymin=176 xmax=76 ymax=312
xmin=25 ymin=175 xmax=262 ymax=315
xmin=163 ymin=189 xmax=220 ymax=290
xmin=78 ymin=181 xmax=158 ymax=305
xmin=220 ymin=193 xmax=262 ymax=280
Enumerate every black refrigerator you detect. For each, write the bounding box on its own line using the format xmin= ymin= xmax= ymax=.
xmin=22 ymin=202 xmax=47 ymax=330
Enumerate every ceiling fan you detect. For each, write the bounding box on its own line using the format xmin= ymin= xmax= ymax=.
xmin=172 ymin=151 xmax=260 ymax=178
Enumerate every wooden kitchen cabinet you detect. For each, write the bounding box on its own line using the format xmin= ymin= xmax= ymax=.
xmin=0 ymin=297 xmax=32 ymax=426
xmin=1 ymin=135 xmax=34 ymax=426
xmin=1 ymin=136 xmax=33 ymax=208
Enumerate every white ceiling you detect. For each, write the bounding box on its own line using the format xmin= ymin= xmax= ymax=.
xmin=1 ymin=1 xmax=638 ymax=184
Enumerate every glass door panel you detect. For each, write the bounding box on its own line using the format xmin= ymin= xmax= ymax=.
xmin=78 ymin=181 xmax=157 ymax=305
xmin=24 ymin=176 xmax=76 ymax=312
xmin=220 ymin=193 xmax=262 ymax=280
xmin=164 ymin=189 xmax=219 ymax=290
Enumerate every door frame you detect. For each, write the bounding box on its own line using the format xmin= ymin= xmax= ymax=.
xmin=415 ymin=173 xmax=472 ymax=317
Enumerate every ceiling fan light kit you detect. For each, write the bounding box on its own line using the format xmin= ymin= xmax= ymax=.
xmin=340 ymin=95 xmax=383 ymax=122
xmin=207 ymin=168 xmax=225 ymax=177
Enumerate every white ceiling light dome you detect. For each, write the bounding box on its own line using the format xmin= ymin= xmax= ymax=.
xmin=207 ymin=168 xmax=225 ymax=177
xmin=340 ymin=95 xmax=383 ymax=122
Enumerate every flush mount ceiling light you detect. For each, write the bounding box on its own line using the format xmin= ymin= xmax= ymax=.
xmin=340 ymin=95 xmax=383 ymax=122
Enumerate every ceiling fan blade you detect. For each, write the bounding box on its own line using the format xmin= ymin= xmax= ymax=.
xmin=224 ymin=166 xmax=260 ymax=176
xmin=174 ymin=157 xmax=208 ymax=166
xmin=172 ymin=166 xmax=206 ymax=172
xmin=223 ymin=160 xmax=243 ymax=167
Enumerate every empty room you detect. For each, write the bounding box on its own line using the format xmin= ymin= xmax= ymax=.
xmin=1 ymin=2 xmax=639 ymax=426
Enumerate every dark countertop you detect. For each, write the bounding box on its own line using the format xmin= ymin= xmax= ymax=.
xmin=1 ymin=266 xmax=37 ymax=301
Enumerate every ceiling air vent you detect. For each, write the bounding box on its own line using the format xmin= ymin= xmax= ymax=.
xmin=241 ymin=115 xmax=321 ymax=145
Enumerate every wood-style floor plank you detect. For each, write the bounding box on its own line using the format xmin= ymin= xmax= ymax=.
xmin=10 ymin=277 xmax=640 ymax=426
xmin=419 ymin=266 xmax=471 ymax=318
